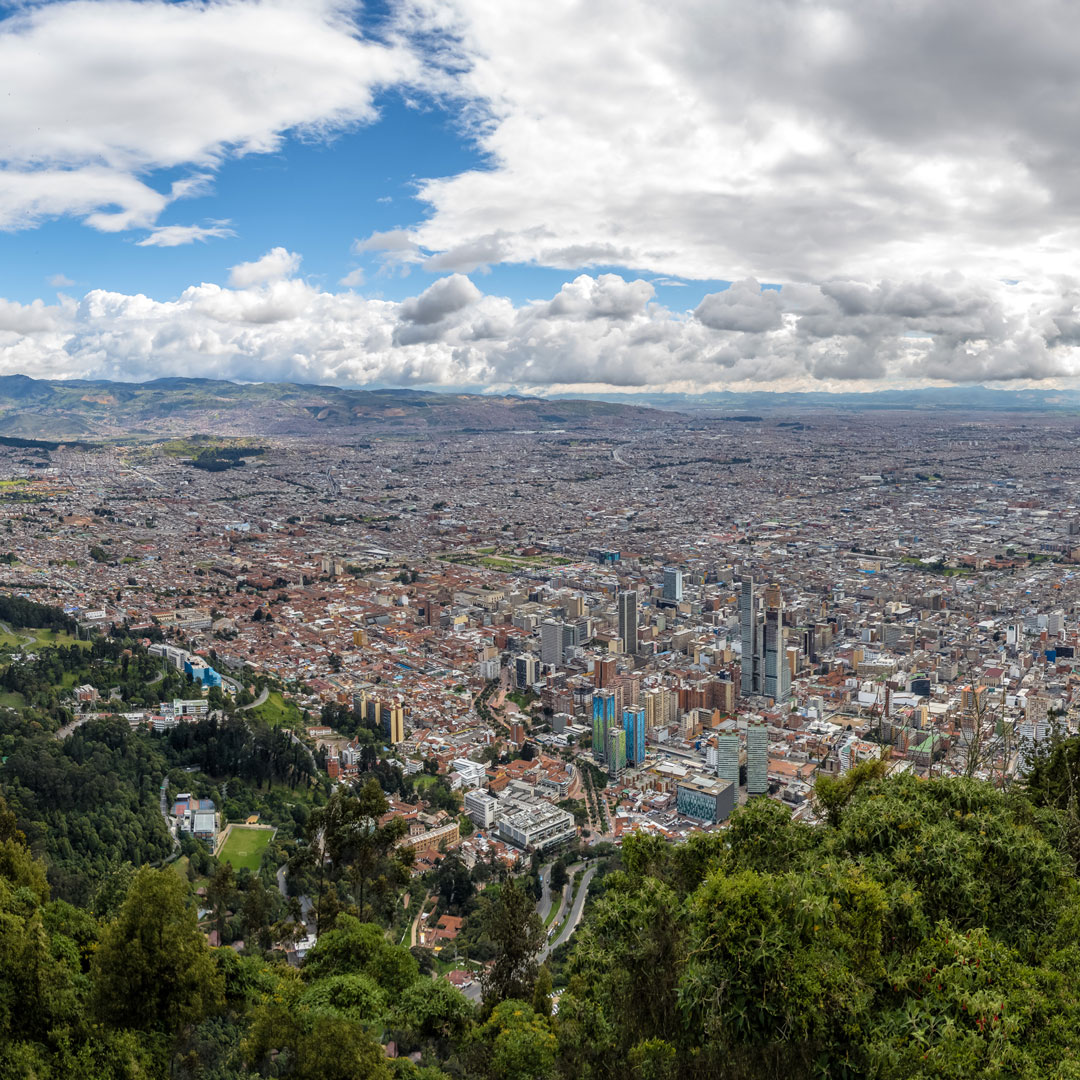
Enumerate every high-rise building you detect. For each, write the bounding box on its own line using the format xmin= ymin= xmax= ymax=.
xmin=594 ymin=656 xmax=617 ymax=688
xmin=746 ymin=724 xmax=768 ymax=795
xmin=514 ymin=653 xmax=539 ymax=689
xmin=592 ymin=689 xmax=616 ymax=763
xmin=662 ymin=566 xmax=683 ymax=603
xmin=763 ymin=584 xmax=790 ymax=702
xmin=540 ymin=619 xmax=565 ymax=666
xmin=715 ymin=733 xmax=740 ymax=785
xmin=739 ymin=577 xmax=763 ymax=696
xmin=618 ymin=590 xmax=639 ymax=655
xmin=385 ymin=701 xmax=405 ymax=745
xmin=606 ymin=725 xmax=627 ymax=779
xmin=623 ymin=705 xmax=646 ymax=766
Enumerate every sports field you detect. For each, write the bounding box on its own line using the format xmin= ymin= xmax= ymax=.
xmin=217 ymin=825 xmax=274 ymax=872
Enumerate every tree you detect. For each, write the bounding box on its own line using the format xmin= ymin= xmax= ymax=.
xmin=481 ymin=878 xmax=545 ymax=1007
xmin=550 ymin=859 xmax=569 ymax=892
xmin=468 ymin=1000 xmax=557 ymax=1080
xmin=91 ymin=867 xmax=223 ymax=1035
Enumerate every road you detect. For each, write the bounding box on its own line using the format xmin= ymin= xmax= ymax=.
xmin=541 ymin=863 xmax=595 ymax=960
xmin=237 ymin=686 xmax=269 ymax=711
xmin=53 ymin=714 xmax=93 ymax=740
xmin=536 ymin=861 xmax=557 ymax=922
xmin=276 ymin=863 xmax=314 ymax=926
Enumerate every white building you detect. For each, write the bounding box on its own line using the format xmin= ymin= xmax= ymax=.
xmin=464 ymin=788 xmax=498 ymax=829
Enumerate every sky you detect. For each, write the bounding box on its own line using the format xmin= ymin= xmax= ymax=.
xmin=4 ymin=0 xmax=1080 ymax=395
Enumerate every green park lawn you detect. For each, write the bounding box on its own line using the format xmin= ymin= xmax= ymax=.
xmin=246 ymin=690 xmax=302 ymax=728
xmin=218 ymin=826 xmax=274 ymax=872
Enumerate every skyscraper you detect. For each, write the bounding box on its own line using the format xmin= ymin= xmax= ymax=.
xmin=606 ymin=725 xmax=627 ymax=779
xmin=385 ymin=701 xmax=405 ymax=745
xmin=662 ymin=566 xmax=683 ymax=603
xmin=715 ymin=733 xmax=740 ymax=785
xmin=540 ymin=619 xmax=564 ymax=666
xmin=618 ymin=589 xmax=639 ymax=655
xmin=623 ymin=704 xmax=646 ymax=766
xmin=746 ymin=724 xmax=768 ymax=795
xmin=739 ymin=577 xmax=763 ymax=696
xmin=763 ymin=584 xmax=790 ymax=702
xmin=593 ymin=689 xmax=616 ymax=763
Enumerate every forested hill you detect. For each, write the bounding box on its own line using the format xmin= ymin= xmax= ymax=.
xmin=5 ymin=750 xmax=1080 ymax=1077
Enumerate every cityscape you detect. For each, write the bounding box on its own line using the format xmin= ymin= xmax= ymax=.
xmin=5 ymin=0 xmax=1080 ymax=1077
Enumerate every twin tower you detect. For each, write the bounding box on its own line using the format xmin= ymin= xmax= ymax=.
xmin=739 ymin=576 xmax=791 ymax=702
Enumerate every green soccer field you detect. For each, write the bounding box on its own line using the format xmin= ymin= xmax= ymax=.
xmin=217 ymin=826 xmax=273 ymax=872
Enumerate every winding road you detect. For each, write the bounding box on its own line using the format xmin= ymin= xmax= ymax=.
xmin=541 ymin=863 xmax=596 ymax=960
xmin=237 ymin=686 xmax=269 ymax=711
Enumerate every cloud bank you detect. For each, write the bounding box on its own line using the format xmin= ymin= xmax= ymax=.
xmin=4 ymin=257 xmax=1080 ymax=392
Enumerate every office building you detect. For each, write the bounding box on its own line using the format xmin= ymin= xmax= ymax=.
xmin=763 ymin=584 xmax=790 ymax=702
xmin=515 ymin=653 xmax=540 ymax=689
xmin=618 ymin=589 xmax=639 ymax=655
xmin=497 ymin=802 xmax=577 ymax=852
xmin=607 ymin=725 xmax=627 ymax=779
xmin=592 ymin=689 xmax=616 ymax=763
xmin=715 ymin=733 xmax=740 ymax=785
xmin=676 ymin=778 xmax=735 ymax=824
xmin=623 ymin=704 xmax=646 ymax=766
xmin=662 ymin=566 xmax=683 ymax=603
xmin=540 ymin=619 xmax=563 ymax=666
xmin=747 ymin=724 xmax=768 ymax=795
xmin=739 ymin=577 xmax=763 ymax=696
xmin=464 ymin=788 xmax=498 ymax=829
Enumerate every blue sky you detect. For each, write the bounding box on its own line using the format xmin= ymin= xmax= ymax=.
xmin=2 ymin=0 xmax=1080 ymax=393
xmin=2 ymin=90 xmax=727 ymax=314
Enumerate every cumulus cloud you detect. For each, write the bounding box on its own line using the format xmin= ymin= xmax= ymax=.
xmin=383 ymin=0 xmax=1080 ymax=294
xmin=0 ymin=0 xmax=417 ymax=234
xmin=228 ymin=248 xmax=302 ymax=288
xmin=5 ymin=267 xmax=1080 ymax=392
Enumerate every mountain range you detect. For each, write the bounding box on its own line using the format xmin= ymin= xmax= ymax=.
xmin=0 ymin=375 xmax=667 ymax=439
xmin=0 ymin=375 xmax=1076 ymax=441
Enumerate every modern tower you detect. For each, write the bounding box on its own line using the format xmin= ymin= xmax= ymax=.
xmin=592 ymin=689 xmax=616 ymax=763
xmin=618 ymin=589 xmax=639 ymax=655
xmin=762 ymin=584 xmax=790 ymax=702
xmin=606 ymin=725 xmax=627 ymax=779
xmin=715 ymin=733 xmax=740 ymax=785
xmin=540 ymin=619 xmax=564 ymax=666
xmin=739 ymin=577 xmax=763 ymax=696
xmin=623 ymin=704 xmax=646 ymax=766
xmin=746 ymin=724 xmax=768 ymax=795
xmin=662 ymin=566 xmax=683 ymax=603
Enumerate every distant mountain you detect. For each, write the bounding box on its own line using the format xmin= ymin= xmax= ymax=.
xmin=0 ymin=375 xmax=671 ymax=439
xmin=549 ymin=385 xmax=1080 ymax=413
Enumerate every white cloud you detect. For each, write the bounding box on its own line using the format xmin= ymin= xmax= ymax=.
xmin=0 ymin=0 xmax=418 ymax=234
xmin=384 ymin=0 xmax=1080 ymax=293
xmin=48 ymin=274 xmax=74 ymax=288
xmin=137 ymin=222 xmax=236 ymax=248
xmin=339 ymin=267 xmax=366 ymax=288
xmin=4 ymin=269 xmax=1080 ymax=393
xmin=228 ymin=247 xmax=302 ymax=288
